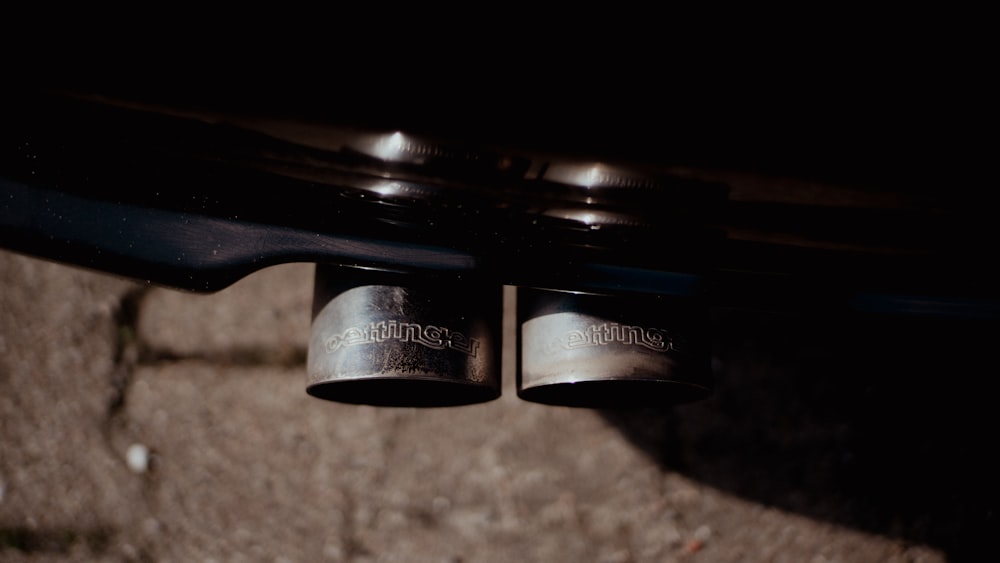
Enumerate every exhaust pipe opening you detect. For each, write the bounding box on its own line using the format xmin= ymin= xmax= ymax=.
xmin=307 ymin=264 xmax=502 ymax=407
xmin=516 ymin=286 xmax=712 ymax=408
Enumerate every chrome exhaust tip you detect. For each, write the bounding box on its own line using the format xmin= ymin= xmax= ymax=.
xmin=517 ymin=287 xmax=711 ymax=408
xmin=307 ymin=265 xmax=501 ymax=407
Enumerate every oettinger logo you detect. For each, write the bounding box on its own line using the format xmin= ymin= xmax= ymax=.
xmin=549 ymin=323 xmax=681 ymax=353
xmin=325 ymin=320 xmax=480 ymax=357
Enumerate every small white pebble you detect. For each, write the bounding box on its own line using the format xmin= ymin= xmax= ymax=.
xmin=693 ymin=524 xmax=712 ymax=542
xmin=126 ymin=443 xmax=150 ymax=474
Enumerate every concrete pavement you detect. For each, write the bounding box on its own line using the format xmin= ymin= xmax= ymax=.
xmin=0 ymin=249 xmax=961 ymax=561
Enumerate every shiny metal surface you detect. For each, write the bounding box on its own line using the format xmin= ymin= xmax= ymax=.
xmin=539 ymin=161 xmax=662 ymax=190
xmin=307 ymin=265 xmax=501 ymax=406
xmin=517 ymin=287 xmax=711 ymax=407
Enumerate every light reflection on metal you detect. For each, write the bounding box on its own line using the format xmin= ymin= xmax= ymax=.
xmin=543 ymin=162 xmax=658 ymax=190
xmin=516 ymin=287 xmax=712 ymax=408
xmin=369 ymin=131 xmax=407 ymax=161
xmin=307 ymin=265 xmax=502 ymax=407
xmin=541 ymin=208 xmax=648 ymax=228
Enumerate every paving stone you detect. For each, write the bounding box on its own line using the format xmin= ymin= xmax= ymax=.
xmin=137 ymin=263 xmax=314 ymax=360
xmin=117 ymin=360 xmax=943 ymax=562
xmin=118 ymin=361 xmax=386 ymax=560
xmin=1 ymin=251 xmax=952 ymax=562
xmin=0 ymin=252 xmax=146 ymax=546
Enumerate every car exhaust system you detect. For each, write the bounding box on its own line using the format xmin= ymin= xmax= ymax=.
xmin=307 ymin=265 xmax=503 ymax=407
xmin=10 ymin=92 xmax=987 ymax=410
xmin=300 ymin=135 xmax=719 ymax=408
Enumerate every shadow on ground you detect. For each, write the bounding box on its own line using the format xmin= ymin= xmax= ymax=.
xmin=602 ymin=307 xmax=999 ymax=562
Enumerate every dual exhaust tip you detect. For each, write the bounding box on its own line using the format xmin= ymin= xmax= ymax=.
xmin=307 ymin=265 xmax=711 ymax=408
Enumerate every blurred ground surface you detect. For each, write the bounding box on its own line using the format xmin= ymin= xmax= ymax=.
xmin=2 ymin=249 xmax=994 ymax=562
